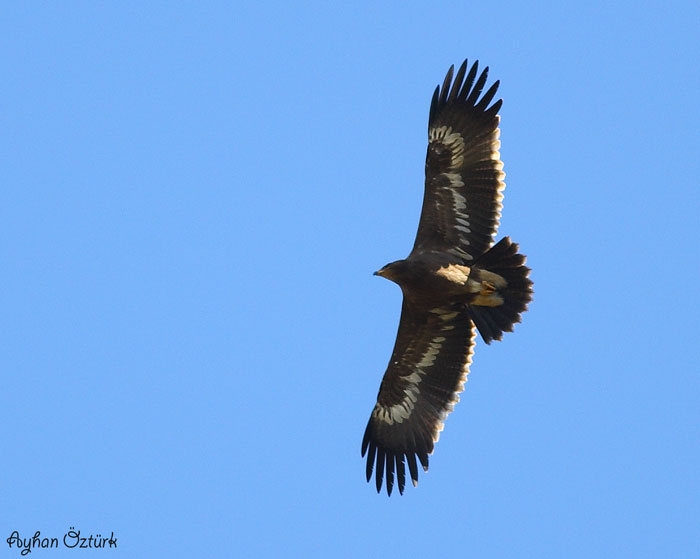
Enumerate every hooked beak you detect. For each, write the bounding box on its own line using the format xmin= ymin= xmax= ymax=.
xmin=374 ymin=266 xmax=390 ymax=279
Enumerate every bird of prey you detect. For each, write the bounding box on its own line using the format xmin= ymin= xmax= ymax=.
xmin=362 ymin=60 xmax=533 ymax=496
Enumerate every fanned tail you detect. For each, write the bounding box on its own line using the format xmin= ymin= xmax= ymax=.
xmin=468 ymin=237 xmax=533 ymax=343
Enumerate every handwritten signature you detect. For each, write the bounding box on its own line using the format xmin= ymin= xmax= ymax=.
xmin=6 ymin=527 xmax=117 ymax=556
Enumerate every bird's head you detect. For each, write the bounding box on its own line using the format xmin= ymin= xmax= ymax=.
xmin=374 ymin=259 xmax=409 ymax=285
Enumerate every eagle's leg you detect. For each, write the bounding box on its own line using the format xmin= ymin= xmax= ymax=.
xmin=480 ymin=280 xmax=497 ymax=296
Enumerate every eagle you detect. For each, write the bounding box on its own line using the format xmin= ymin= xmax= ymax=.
xmin=361 ymin=60 xmax=533 ymax=496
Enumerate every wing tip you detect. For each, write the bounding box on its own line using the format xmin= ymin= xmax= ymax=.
xmin=362 ymin=419 xmax=433 ymax=496
xmin=429 ymin=58 xmax=502 ymax=126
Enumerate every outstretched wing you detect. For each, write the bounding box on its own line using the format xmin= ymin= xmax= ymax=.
xmin=412 ymin=59 xmax=504 ymax=261
xmin=361 ymin=300 xmax=476 ymax=495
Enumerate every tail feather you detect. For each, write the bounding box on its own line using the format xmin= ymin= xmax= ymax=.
xmin=468 ymin=236 xmax=533 ymax=343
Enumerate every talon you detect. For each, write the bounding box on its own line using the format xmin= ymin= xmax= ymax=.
xmin=480 ymin=280 xmax=496 ymax=296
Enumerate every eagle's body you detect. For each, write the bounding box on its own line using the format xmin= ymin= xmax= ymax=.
xmin=362 ymin=60 xmax=533 ymax=495
xmin=377 ymin=255 xmax=505 ymax=307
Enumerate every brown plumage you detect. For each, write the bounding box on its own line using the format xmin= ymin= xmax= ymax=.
xmin=362 ymin=60 xmax=533 ymax=495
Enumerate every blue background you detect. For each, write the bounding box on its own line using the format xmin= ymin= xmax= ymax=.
xmin=3 ymin=2 xmax=699 ymax=557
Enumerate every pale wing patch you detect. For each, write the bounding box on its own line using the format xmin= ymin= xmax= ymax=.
xmin=425 ymin=125 xmax=505 ymax=261
xmin=435 ymin=264 xmax=471 ymax=284
xmin=372 ymin=377 xmax=420 ymax=425
xmin=417 ymin=336 xmax=446 ymax=368
xmin=442 ymin=173 xmax=471 ymax=235
xmin=439 ymin=172 xmax=475 ymax=261
xmin=428 ymin=126 xmax=465 ymax=170
xmin=372 ymin=307 xmax=475 ymax=443
xmin=373 ymin=336 xmax=446 ymax=426
xmin=426 ymin=126 xmax=473 ymax=252
xmin=432 ymin=308 xmax=458 ymax=322
xmin=428 ymin=126 xmax=482 ymax=259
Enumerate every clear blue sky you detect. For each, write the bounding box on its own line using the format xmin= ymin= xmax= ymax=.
xmin=3 ymin=2 xmax=699 ymax=557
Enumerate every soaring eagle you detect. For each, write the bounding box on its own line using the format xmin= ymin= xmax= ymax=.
xmin=362 ymin=60 xmax=533 ymax=495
